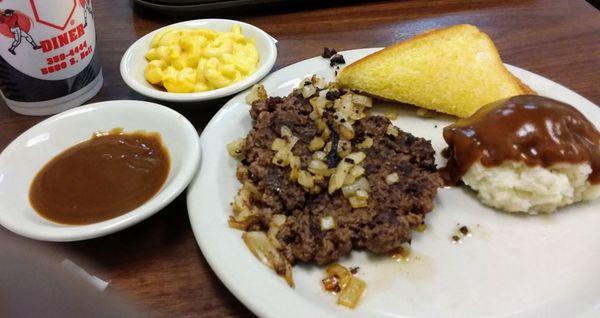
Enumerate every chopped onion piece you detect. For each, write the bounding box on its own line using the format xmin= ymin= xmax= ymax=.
xmin=271 ymin=214 xmax=287 ymax=227
xmin=321 ymin=127 xmax=331 ymax=140
xmin=242 ymin=182 xmax=260 ymax=197
xmin=289 ymin=155 xmax=301 ymax=169
xmin=280 ymin=126 xmax=293 ymax=138
xmin=312 ymin=151 xmax=327 ymax=161
xmin=329 ymin=160 xmax=353 ymax=194
xmin=228 ymin=213 xmax=259 ymax=230
xmin=320 ymin=216 xmax=336 ymax=231
xmin=316 ymin=118 xmax=327 ymax=131
xmin=309 ymin=96 xmax=319 ymax=108
xmin=322 ymin=264 xmax=366 ymax=308
xmin=328 ymin=160 xmax=353 ymax=194
xmin=302 ymin=83 xmax=317 ymax=98
xmin=242 ymin=231 xmax=294 ymax=287
xmin=338 ymin=93 xmax=354 ymax=119
xmin=343 ymin=173 xmax=356 ymax=186
xmin=313 ymin=95 xmax=329 ymax=114
xmin=309 ymin=137 xmax=325 ymax=151
xmin=350 ymin=165 xmax=365 ymax=178
xmin=351 ymin=94 xmax=372 ymax=108
xmin=229 ymin=185 xmax=260 ymax=230
xmin=308 ymin=160 xmax=331 ymax=176
xmin=290 ymin=168 xmax=299 ymax=182
xmin=287 ymin=136 xmax=299 ymax=150
xmin=337 ymin=140 xmax=352 ymax=158
xmin=323 ymin=141 xmax=332 ymax=153
xmin=357 ymin=137 xmax=373 ymax=149
xmin=226 ymin=138 xmax=245 ymax=159
xmin=329 ymin=171 xmax=346 ymax=194
xmin=342 ymin=177 xmax=370 ymax=198
xmin=339 ymin=122 xmax=355 ymax=140
xmin=271 ymin=138 xmax=286 ymax=151
xmin=355 ymin=190 xmax=368 ymax=198
xmin=313 ymin=76 xmax=328 ymax=90
xmin=349 ymin=195 xmax=368 ymax=208
xmin=236 ymin=165 xmax=249 ymax=181
xmin=308 ymin=160 xmax=328 ymax=170
xmin=385 ymin=172 xmax=399 ymax=184
xmin=298 ymin=170 xmax=314 ymax=188
xmin=337 ymin=276 xmax=366 ymax=308
xmin=289 ymin=155 xmax=301 ymax=180
xmin=345 ymin=152 xmax=366 ymax=165
xmin=322 ymin=276 xmax=340 ymax=293
xmin=386 ymin=124 xmax=399 ymax=137
xmin=267 ymin=214 xmax=286 ymax=248
xmin=245 ymin=84 xmax=267 ymax=104
xmin=272 ymin=149 xmax=291 ymax=166
xmin=325 ymin=264 xmax=351 ymax=289
xmin=232 ymin=190 xmax=250 ymax=214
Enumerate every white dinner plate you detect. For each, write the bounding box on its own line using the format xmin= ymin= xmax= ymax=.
xmin=187 ymin=48 xmax=600 ymax=318
xmin=0 ymin=100 xmax=201 ymax=241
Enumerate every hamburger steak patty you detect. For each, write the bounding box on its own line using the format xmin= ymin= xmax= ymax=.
xmin=238 ymin=89 xmax=442 ymax=265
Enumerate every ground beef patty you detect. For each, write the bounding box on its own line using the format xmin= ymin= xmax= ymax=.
xmin=238 ymin=89 xmax=442 ymax=265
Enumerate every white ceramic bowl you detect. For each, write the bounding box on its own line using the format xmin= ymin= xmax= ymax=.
xmin=0 ymin=100 xmax=201 ymax=242
xmin=120 ymin=19 xmax=277 ymax=103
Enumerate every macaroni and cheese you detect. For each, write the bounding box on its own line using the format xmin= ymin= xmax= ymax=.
xmin=144 ymin=25 xmax=259 ymax=93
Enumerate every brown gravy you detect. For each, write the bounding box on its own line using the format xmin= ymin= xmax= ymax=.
xmin=29 ymin=128 xmax=170 ymax=225
xmin=440 ymin=95 xmax=600 ymax=185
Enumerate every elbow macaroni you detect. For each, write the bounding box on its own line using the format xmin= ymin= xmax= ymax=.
xmin=144 ymin=25 xmax=259 ymax=93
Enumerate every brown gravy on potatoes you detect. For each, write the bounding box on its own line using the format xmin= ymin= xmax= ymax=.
xmin=29 ymin=128 xmax=170 ymax=225
xmin=441 ymin=95 xmax=600 ymax=185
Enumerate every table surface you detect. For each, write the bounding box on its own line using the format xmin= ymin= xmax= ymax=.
xmin=1 ymin=0 xmax=599 ymax=316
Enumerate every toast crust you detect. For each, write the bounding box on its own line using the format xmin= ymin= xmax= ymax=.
xmin=337 ymin=24 xmax=534 ymax=117
xmin=339 ymin=25 xmax=490 ymax=77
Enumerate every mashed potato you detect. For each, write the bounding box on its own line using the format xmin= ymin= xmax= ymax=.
xmin=462 ymin=161 xmax=600 ymax=214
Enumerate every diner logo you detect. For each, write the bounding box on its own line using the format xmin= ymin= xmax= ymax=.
xmin=0 ymin=0 xmax=96 ymax=80
xmin=29 ymin=0 xmax=76 ymax=31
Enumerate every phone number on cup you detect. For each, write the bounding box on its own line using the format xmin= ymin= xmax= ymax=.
xmin=40 ymin=41 xmax=94 ymax=75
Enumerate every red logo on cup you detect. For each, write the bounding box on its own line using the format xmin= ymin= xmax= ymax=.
xmin=29 ymin=0 xmax=76 ymax=31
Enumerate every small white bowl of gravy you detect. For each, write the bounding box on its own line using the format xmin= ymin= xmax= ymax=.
xmin=0 ymin=100 xmax=200 ymax=241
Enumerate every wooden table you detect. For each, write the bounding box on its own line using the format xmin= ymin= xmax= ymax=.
xmin=1 ymin=0 xmax=599 ymax=316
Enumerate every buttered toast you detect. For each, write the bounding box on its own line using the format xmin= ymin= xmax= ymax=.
xmin=336 ymin=24 xmax=533 ymax=118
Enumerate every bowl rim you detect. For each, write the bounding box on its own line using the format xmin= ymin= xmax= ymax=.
xmin=120 ymin=18 xmax=278 ymax=102
xmin=0 ymin=100 xmax=201 ymax=242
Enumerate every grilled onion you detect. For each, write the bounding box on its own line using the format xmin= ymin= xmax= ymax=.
xmin=322 ymin=263 xmax=366 ymax=309
xmin=245 ymin=84 xmax=267 ymax=104
xmin=320 ymin=216 xmax=336 ymax=231
xmin=226 ymin=138 xmax=245 ymax=159
xmin=386 ymin=124 xmax=399 ymax=137
xmin=309 ymin=137 xmax=325 ymax=151
xmin=337 ymin=276 xmax=366 ymax=308
xmin=357 ymin=137 xmax=373 ymax=149
xmin=242 ymin=231 xmax=294 ymax=287
xmin=385 ymin=172 xmax=399 ymax=184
